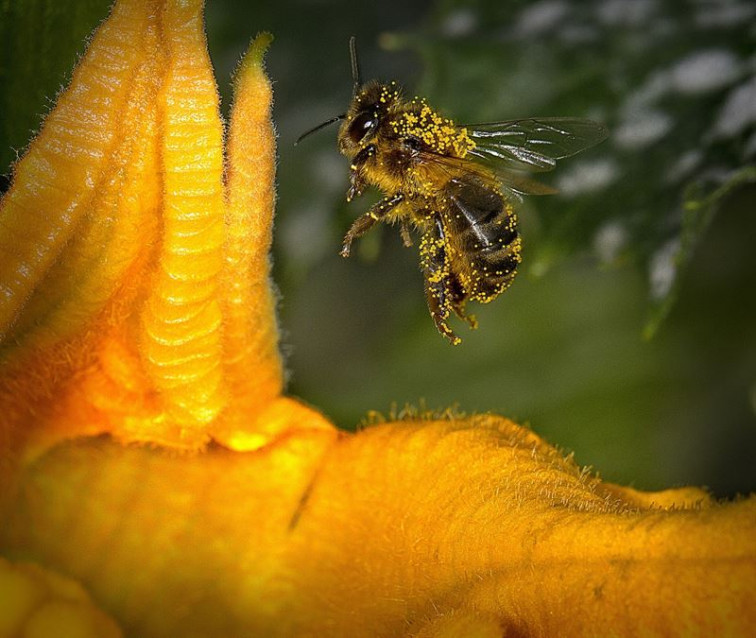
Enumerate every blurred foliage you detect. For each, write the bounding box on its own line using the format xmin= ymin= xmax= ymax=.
xmin=1 ymin=0 xmax=755 ymax=497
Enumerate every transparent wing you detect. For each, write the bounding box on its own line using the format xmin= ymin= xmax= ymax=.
xmin=465 ymin=117 xmax=609 ymax=173
xmin=413 ymin=150 xmax=558 ymax=199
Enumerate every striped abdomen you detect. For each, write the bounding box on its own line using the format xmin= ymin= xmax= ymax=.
xmin=443 ymin=176 xmax=522 ymax=302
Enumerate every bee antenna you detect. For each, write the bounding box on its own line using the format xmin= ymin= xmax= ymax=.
xmin=349 ymin=36 xmax=362 ymax=93
xmin=294 ymin=114 xmax=346 ymax=146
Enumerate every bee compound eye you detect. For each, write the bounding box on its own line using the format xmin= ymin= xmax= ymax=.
xmin=348 ymin=111 xmax=377 ymax=143
xmin=403 ymin=135 xmax=422 ymax=151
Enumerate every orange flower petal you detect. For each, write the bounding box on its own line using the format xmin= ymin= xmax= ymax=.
xmin=1 ymin=1 xmax=754 ymax=637
xmin=0 ymin=0 xmax=155 ymax=345
xmin=0 ymin=0 xmax=330 ymax=457
xmin=2 ymin=418 xmax=755 ymax=636
xmin=0 ymin=557 xmax=122 ymax=637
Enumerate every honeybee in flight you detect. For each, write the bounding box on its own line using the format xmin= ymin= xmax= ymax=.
xmin=297 ymin=38 xmax=608 ymax=345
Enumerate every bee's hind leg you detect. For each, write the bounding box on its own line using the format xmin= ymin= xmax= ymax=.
xmin=341 ymin=192 xmax=404 ymax=257
xmin=425 ymin=282 xmax=461 ymax=346
xmin=449 ymin=275 xmax=478 ymax=330
xmin=420 ymin=219 xmax=461 ymax=345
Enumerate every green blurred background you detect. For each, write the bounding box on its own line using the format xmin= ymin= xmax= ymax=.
xmin=1 ymin=0 xmax=755 ymax=497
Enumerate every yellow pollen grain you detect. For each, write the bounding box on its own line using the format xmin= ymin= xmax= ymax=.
xmin=391 ymin=103 xmax=475 ymax=158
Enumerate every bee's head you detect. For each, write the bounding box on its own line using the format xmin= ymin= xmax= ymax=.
xmin=337 ymin=80 xmax=400 ymax=155
xmin=295 ymin=37 xmax=398 ymax=151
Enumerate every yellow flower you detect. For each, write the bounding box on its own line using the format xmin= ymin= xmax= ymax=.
xmin=1 ymin=1 xmax=754 ymax=636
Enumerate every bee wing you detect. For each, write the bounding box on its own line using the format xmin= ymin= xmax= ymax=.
xmin=465 ymin=117 xmax=609 ymax=173
xmin=415 ymin=150 xmax=558 ymax=199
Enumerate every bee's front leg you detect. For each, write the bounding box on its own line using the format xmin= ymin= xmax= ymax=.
xmin=399 ymin=219 xmax=414 ymax=247
xmin=341 ymin=192 xmax=404 ymax=258
xmin=346 ymin=172 xmax=366 ymax=202
xmin=346 ymin=144 xmax=376 ymax=202
xmin=419 ymin=218 xmax=461 ymax=345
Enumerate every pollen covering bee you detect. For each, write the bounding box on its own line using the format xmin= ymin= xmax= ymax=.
xmin=297 ymin=38 xmax=608 ymax=345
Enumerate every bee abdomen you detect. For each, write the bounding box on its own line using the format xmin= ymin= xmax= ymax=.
xmin=465 ymin=216 xmax=522 ymax=300
xmin=444 ymin=177 xmax=522 ymax=300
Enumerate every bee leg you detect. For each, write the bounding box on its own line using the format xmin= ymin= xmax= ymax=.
xmin=426 ymin=279 xmax=460 ymax=345
xmin=346 ymin=144 xmax=376 ymax=201
xmin=399 ymin=220 xmax=414 ymax=248
xmin=341 ymin=192 xmax=404 ymax=258
xmin=420 ymin=219 xmax=461 ymax=345
xmin=449 ymin=275 xmax=478 ymax=330
xmin=346 ymin=173 xmax=366 ymax=202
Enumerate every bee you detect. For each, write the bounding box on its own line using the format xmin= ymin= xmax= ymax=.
xmin=297 ymin=38 xmax=608 ymax=345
